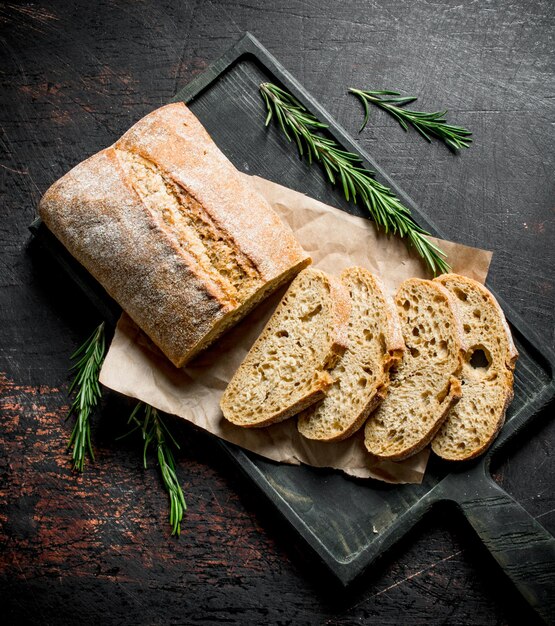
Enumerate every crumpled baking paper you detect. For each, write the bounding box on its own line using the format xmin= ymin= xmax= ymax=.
xmin=99 ymin=175 xmax=492 ymax=483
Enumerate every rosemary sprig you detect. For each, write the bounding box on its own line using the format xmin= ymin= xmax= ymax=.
xmin=349 ymin=88 xmax=472 ymax=151
xmin=123 ymin=402 xmax=186 ymax=536
xmin=67 ymin=322 xmax=106 ymax=471
xmin=66 ymin=325 xmax=186 ymax=533
xmin=259 ymin=82 xmax=450 ymax=275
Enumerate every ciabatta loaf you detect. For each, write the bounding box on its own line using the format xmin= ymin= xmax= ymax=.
xmin=431 ymin=274 xmax=518 ymax=460
xmin=297 ymin=267 xmax=404 ymax=441
xmin=39 ymin=103 xmax=310 ymax=367
xmin=220 ymin=268 xmax=350 ymax=428
xmin=364 ymin=278 xmax=465 ymax=460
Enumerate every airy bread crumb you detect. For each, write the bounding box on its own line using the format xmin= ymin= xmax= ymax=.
xmin=220 ymin=268 xmax=350 ymax=428
xmin=297 ymin=267 xmax=404 ymax=441
xmin=364 ymin=278 xmax=465 ymax=461
xmin=431 ymin=274 xmax=518 ymax=460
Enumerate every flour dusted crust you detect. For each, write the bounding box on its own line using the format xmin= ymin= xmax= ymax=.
xmin=39 ymin=103 xmax=310 ymax=367
xmin=115 ymin=103 xmax=308 ymax=282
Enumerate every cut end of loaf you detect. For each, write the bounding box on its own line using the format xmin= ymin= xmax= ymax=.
xmin=174 ymin=257 xmax=311 ymax=367
xmin=39 ymin=102 xmax=311 ymax=369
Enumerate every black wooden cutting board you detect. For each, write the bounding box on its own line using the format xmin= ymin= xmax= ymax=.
xmin=31 ymin=33 xmax=555 ymax=623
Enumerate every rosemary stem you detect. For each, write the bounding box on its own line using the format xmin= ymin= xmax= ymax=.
xmin=260 ymin=82 xmax=450 ymax=275
xmin=125 ymin=402 xmax=187 ymax=536
xmin=349 ymin=87 xmax=472 ymax=151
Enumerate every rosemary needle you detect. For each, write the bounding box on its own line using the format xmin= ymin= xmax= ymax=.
xmin=259 ymin=82 xmax=450 ymax=276
xmin=349 ymin=88 xmax=472 ymax=151
xmin=122 ymin=402 xmax=187 ymax=536
xmin=67 ymin=322 xmax=106 ymax=472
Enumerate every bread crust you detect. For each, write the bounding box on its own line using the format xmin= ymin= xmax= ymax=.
xmin=39 ymin=103 xmax=310 ymax=367
xmin=115 ymin=103 xmax=309 ymax=282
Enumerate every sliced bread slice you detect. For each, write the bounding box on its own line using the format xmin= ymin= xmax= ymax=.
xmin=220 ymin=268 xmax=350 ymax=428
xmin=297 ymin=267 xmax=404 ymax=441
xmin=431 ymin=274 xmax=518 ymax=460
xmin=364 ymin=278 xmax=465 ymax=461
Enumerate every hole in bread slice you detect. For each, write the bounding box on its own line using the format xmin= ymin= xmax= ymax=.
xmin=469 ymin=347 xmax=491 ymax=370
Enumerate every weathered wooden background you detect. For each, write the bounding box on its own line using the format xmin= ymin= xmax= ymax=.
xmin=1 ymin=1 xmax=553 ymax=624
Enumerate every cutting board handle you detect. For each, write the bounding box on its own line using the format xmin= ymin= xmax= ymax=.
xmin=456 ymin=474 xmax=555 ymax=623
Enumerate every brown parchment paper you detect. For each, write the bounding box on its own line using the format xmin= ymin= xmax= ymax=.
xmin=99 ymin=174 xmax=492 ymax=483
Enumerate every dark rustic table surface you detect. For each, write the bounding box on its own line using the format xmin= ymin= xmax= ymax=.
xmin=1 ymin=1 xmax=554 ymax=624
